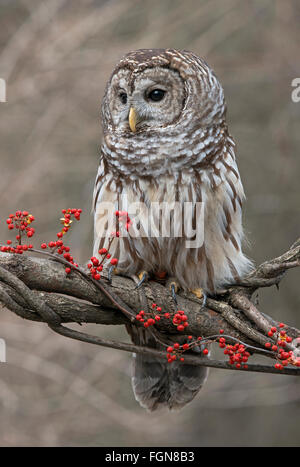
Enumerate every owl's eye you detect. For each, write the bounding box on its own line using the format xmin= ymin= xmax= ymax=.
xmin=119 ymin=92 xmax=127 ymax=105
xmin=147 ymin=89 xmax=166 ymax=102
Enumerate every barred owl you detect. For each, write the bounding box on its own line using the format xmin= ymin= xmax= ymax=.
xmin=93 ymin=49 xmax=252 ymax=410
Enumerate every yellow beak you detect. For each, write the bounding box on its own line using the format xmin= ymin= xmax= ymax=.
xmin=129 ymin=107 xmax=137 ymax=133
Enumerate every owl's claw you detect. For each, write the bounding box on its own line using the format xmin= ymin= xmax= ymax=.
xmin=166 ymin=278 xmax=179 ymax=306
xmin=191 ymin=288 xmax=207 ymax=309
xmin=135 ymin=271 xmax=148 ymax=289
xmin=108 ymin=265 xmax=115 ymax=283
xmin=170 ymin=283 xmax=178 ymax=305
xmin=107 ymin=266 xmax=120 ymax=283
xmin=201 ymin=292 xmax=208 ymax=309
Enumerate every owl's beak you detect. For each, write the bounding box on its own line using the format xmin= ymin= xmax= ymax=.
xmin=129 ymin=107 xmax=138 ymax=133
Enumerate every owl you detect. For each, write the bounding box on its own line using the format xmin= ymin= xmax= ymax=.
xmin=93 ymin=49 xmax=252 ymax=410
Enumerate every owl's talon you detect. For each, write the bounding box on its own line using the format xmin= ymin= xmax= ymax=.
xmin=170 ymin=283 xmax=178 ymax=305
xmin=190 ymin=288 xmax=207 ymax=309
xmin=191 ymin=288 xmax=203 ymax=299
xmin=108 ymin=265 xmax=115 ymax=283
xmin=135 ymin=271 xmax=148 ymax=289
xmin=201 ymin=292 xmax=208 ymax=309
xmin=166 ymin=279 xmax=179 ymax=306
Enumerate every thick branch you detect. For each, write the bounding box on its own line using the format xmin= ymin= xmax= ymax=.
xmin=0 ymin=238 xmax=299 ymax=375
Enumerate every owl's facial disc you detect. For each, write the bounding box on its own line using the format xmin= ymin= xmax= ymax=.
xmin=108 ymin=67 xmax=185 ymax=133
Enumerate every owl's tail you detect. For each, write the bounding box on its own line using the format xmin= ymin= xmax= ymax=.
xmin=126 ymin=325 xmax=209 ymax=411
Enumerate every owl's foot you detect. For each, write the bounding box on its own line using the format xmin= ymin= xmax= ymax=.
xmin=107 ymin=266 xmax=120 ymax=283
xmin=190 ymin=288 xmax=207 ymax=309
xmin=135 ymin=271 xmax=149 ymax=289
xmin=166 ymin=278 xmax=180 ymax=306
xmin=191 ymin=288 xmax=203 ymax=299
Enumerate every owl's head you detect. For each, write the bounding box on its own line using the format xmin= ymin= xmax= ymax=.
xmin=102 ymin=49 xmax=226 ymax=136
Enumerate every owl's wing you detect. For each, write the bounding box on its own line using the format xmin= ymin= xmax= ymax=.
xmin=92 ymin=154 xmax=118 ymax=256
xmin=198 ymin=138 xmax=253 ymax=290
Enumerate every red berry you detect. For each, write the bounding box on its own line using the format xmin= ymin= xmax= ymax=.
xmin=91 ymin=257 xmax=99 ymax=266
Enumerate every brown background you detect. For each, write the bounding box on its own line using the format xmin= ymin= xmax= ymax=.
xmin=0 ymin=0 xmax=299 ymax=446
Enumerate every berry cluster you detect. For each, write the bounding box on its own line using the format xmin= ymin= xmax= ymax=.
xmin=264 ymin=324 xmax=300 ymax=370
xmin=87 ymin=248 xmax=118 ymax=281
xmin=38 ymin=209 xmax=82 ymax=274
xmin=135 ymin=303 xmax=189 ymax=332
xmin=86 ymin=210 xmax=129 ymax=280
xmin=223 ymin=340 xmax=250 ymax=369
xmin=1 ymin=211 xmax=35 ymax=253
xmin=114 ymin=210 xmax=133 ymax=236
xmin=166 ymin=336 xmax=209 ymax=363
xmin=135 ymin=309 xmax=161 ymax=327
xmin=57 ymin=208 xmax=82 ymax=239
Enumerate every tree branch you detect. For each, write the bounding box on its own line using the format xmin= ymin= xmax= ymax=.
xmin=0 ymin=238 xmax=299 ymax=376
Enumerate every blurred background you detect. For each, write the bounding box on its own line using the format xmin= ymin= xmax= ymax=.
xmin=0 ymin=0 xmax=299 ymax=447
